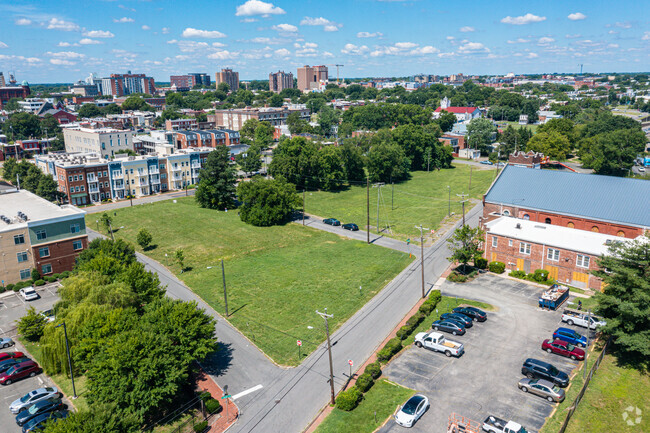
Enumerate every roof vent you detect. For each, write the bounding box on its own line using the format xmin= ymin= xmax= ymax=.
xmin=605 ymin=239 xmax=612 ymax=245
xmin=534 ymin=225 xmax=546 ymax=229
xmin=515 ymin=223 xmax=521 ymax=229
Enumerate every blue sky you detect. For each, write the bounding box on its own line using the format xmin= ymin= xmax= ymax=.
xmin=0 ymin=0 xmax=649 ymax=83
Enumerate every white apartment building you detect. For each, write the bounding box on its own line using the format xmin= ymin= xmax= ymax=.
xmin=63 ymin=126 xmax=134 ymax=159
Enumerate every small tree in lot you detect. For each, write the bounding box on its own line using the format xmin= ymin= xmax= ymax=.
xmin=175 ymin=248 xmax=185 ymax=271
xmin=136 ymin=228 xmax=153 ymax=250
xmin=447 ymin=225 xmax=484 ymax=274
xmin=17 ymin=306 xmax=47 ymax=342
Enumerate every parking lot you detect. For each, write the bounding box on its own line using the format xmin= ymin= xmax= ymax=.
xmin=379 ymin=274 xmax=597 ymax=433
xmin=0 ymin=284 xmax=67 ymax=433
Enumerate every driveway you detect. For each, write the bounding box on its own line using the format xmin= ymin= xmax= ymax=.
xmin=378 ymin=274 xmax=594 ymax=433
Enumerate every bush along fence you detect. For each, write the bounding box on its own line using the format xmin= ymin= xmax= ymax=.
xmin=557 ymin=337 xmax=612 ymax=433
xmin=335 ymin=290 xmax=442 ymax=412
xmin=1 ymin=271 xmax=71 ymax=294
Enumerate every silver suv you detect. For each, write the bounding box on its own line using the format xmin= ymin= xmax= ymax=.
xmin=9 ymin=387 xmax=59 ymax=414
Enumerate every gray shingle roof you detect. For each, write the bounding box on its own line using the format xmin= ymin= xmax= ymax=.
xmin=484 ymin=165 xmax=650 ymax=228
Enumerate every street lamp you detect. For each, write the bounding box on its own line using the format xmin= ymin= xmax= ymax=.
xmin=207 ymin=260 xmax=229 ymax=317
xmin=55 ymin=321 xmax=77 ymax=399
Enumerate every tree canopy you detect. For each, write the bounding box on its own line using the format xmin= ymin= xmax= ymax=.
xmin=237 ymin=177 xmax=300 ymax=226
xmin=195 ymin=146 xmax=237 ymax=210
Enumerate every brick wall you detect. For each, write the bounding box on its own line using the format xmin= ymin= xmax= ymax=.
xmin=32 ymin=236 xmax=88 ymax=276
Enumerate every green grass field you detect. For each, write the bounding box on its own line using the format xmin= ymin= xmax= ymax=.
xmin=303 ymin=164 xmax=498 ymax=242
xmin=315 ymin=379 xmax=414 ymax=433
xmin=495 ymin=121 xmax=540 ymax=134
xmin=87 ymin=198 xmax=411 ymax=366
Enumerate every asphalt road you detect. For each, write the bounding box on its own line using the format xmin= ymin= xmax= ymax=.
xmin=378 ymin=275 xmax=595 ymax=433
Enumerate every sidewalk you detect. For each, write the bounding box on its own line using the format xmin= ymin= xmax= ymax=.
xmin=195 ymin=367 xmax=240 ymax=433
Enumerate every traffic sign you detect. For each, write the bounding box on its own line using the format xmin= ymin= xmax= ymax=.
xmin=297 ymin=340 xmax=302 ymax=346
xmin=348 ymin=359 xmax=353 ymax=366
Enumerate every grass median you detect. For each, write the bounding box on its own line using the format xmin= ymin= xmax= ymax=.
xmin=87 ymin=197 xmax=411 ymax=366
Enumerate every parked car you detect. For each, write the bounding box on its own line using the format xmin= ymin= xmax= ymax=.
xmin=432 ymin=320 xmax=466 ymax=336
xmin=0 ymin=357 xmax=31 ymax=374
xmin=15 ymin=398 xmax=65 ymax=426
xmin=521 ymin=358 xmax=569 ymax=387
xmin=452 ymin=306 xmax=487 ymax=322
xmin=10 ymin=387 xmax=59 ymax=414
xmin=561 ymin=309 xmax=606 ymax=329
xmin=440 ymin=313 xmax=473 ymax=328
xmin=323 ymin=218 xmax=340 ymax=226
xmin=518 ymin=378 xmax=565 ymax=402
xmin=553 ymin=327 xmax=588 ymax=348
xmin=483 ymin=415 xmax=528 ymax=433
xmin=414 ymin=331 xmax=464 ymax=357
xmin=542 ymin=339 xmax=585 ymax=361
xmin=441 ymin=317 xmax=468 ymax=330
xmin=0 ymin=337 xmax=15 ymax=349
xmin=22 ymin=410 xmax=68 ymax=433
xmin=0 ymin=360 xmax=41 ymax=385
xmin=39 ymin=310 xmax=55 ymax=323
xmin=394 ymin=394 xmax=429 ymax=428
xmin=19 ymin=287 xmax=39 ymax=301
xmin=342 ymin=223 xmax=359 ymax=231
xmin=481 ymin=160 xmax=493 ymax=165
xmin=0 ymin=351 xmax=25 ymax=362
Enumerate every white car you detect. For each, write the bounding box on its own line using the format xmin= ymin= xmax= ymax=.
xmin=9 ymin=387 xmax=59 ymax=414
xmin=19 ymin=287 xmax=39 ymax=301
xmin=395 ymin=394 xmax=429 ymax=428
xmin=0 ymin=337 xmax=14 ymax=348
xmin=40 ymin=309 xmax=56 ymax=323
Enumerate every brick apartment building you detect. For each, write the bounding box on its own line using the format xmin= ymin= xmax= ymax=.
xmin=170 ymin=73 xmax=211 ymax=91
xmin=508 ymin=151 xmax=546 ymax=169
xmin=269 ymin=71 xmax=294 ymax=93
xmin=165 ymin=118 xmax=198 ymax=131
xmin=0 ymin=83 xmax=30 ymax=109
xmin=215 ymin=69 xmax=239 ymax=92
xmin=100 ymin=73 xmax=156 ymax=97
xmin=173 ymin=129 xmax=240 ymax=149
xmin=297 ymin=65 xmax=328 ymax=91
xmin=207 ymin=107 xmax=310 ymax=131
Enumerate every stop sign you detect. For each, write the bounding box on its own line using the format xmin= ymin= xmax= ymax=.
xmin=297 ymin=340 xmax=302 ymax=346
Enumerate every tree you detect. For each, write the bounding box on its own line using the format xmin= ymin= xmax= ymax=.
xmin=101 ymin=103 xmax=122 ymax=115
xmin=3 ymin=112 xmax=41 ymax=140
xmin=1 ymin=157 xmax=17 ymax=182
xmin=174 ymin=248 xmax=185 ymax=271
xmin=254 ymin=121 xmax=275 ymax=148
xmin=467 ymin=118 xmax=496 ymax=155
xmin=526 ymin=130 xmax=572 ymax=161
xmin=78 ymin=104 xmax=102 ymax=118
xmin=36 ymin=174 xmax=63 ymax=202
xmin=286 ymin=112 xmax=309 ymax=135
xmin=269 ymin=94 xmax=283 ymax=107
xmin=17 ymin=306 xmax=47 ymax=342
xmin=447 ymin=225 xmax=484 ymax=273
xmin=239 ymin=118 xmax=259 ymax=144
xmin=236 ymin=145 xmax=262 ymax=176
xmin=317 ymin=105 xmax=339 ymax=136
xmin=237 ymin=177 xmax=300 ymax=226
xmin=136 ymin=228 xmax=153 ymax=250
xmin=100 ymin=213 xmax=113 ymax=233
xmin=121 ymin=96 xmax=152 ymax=111
xmin=23 ymin=165 xmax=43 ymax=193
xmin=340 ymin=140 xmax=366 ymax=182
xmin=435 ymin=110 xmax=457 ymax=133
xmin=217 ymin=82 xmax=230 ymax=93
xmin=160 ymin=109 xmax=183 ymax=122
xmin=31 ymin=268 xmax=41 ymax=282
xmin=268 ymin=137 xmax=321 ymax=188
xmin=4 ymin=98 xmax=21 ymax=112
xmin=579 ymin=129 xmax=646 ymax=176
xmin=537 ymin=118 xmax=577 ymax=146
xmin=366 ymin=141 xmax=410 ymax=183
xmin=195 ymin=146 xmax=236 ymax=210
xmin=592 ymin=234 xmax=650 ymax=368
xmin=41 ymin=403 xmax=140 ymax=433
xmin=317 ymin=145 xmax=345 ymax=190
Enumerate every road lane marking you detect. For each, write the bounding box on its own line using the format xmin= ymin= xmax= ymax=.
xmin=231 ymin=384 xmax=263 ymax=400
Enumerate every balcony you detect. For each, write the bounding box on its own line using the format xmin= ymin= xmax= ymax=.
xmin=87 ymin=173 xmax=98 ymax=183
xmin=137 ymin=169 xmax=147 ymax=177
xmin=140 ymin=178 xmax=149 ymax=186
xmin=148 ymin=166 xmax=160 ymax=175
xmin=191 ymin=162 xmax=201 ymax=169
xmin=113 ymin=181 xmax=125 ymax=190
xmin=150 ymin=175 xmax=160 ymax=184
xmin=112 ymin=171 xmax=123 ymax=179
xmin=172 ymin=173 xmax=182 ymax=180
xmin=88 ymin=186 xmax=100 ymax=193
xmin=171 ymin=165 xmax=182 ymax=171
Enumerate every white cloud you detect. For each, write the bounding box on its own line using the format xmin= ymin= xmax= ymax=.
xmin=141 ymin=25 xmax=151 ymax=30
xmin=112 ymin=49 xmax=137 ymax=59
xmin=460 ymin=26 xmax=475 ymax=32
xmin=341 ymin=43 xmax=369 ymax=55
xmin=300 ymin=17 xmax=342 ymax=32
xmin=272 ymin=23 xmax=298 ymax=33
xmin=537 ymin=37 xmax=555 ymax=45
xmin=508 ymin=38 xmax=530 ymax=44
xmin=568 ymin=12 xmax=586 ymax=21
xmin=371 ymin=42 xmax=439 ymax=57
xmin=324 ymin=25 xmax=339 ymax=32
xmin=57 ymin=41 xmax=79 ymax=47
xmin=458 ymin=41 xmax=490 ymax=53
xmin=79 ymin=38 xmax=101 ymax=45
xmin=501 ymin=13 xmax=546 ymax=25
xmin=207 ymin=50 xmax=237 ymax=59
xmin=162 ymin=27 xmax=170 ymax=34
xmin=438 ymin=52 xmax=456 ymax=58
xmin=113 ymin=17 xmax=134 ymax=23
xmin=46 ymin=51 xmax=85 ymax=59
xmin=446 ymin=36 xmax=455 ymax=41
xmin=304 ymin=42 xmax=318 ymax=48
xmin=249 ymin=36 xmax=285 ymax=44
xmin=15 ymin=18 xmax=32 ymax=26
xmin=608 ymin=30 xmax=618 ymax=35
xmin=526 ymin=52 xmax=538 ymax=58
xmin=394 ymin=42 xmax=417 ymax=49
xmin=642 ymin=32 xmax=650 ymax=41
xmin=240 ymin=18 xmax=258 ymax=23
xmin=236 ymin=0 xmax=285 ymax=16
xmin=357 ymin=31 xmax=382 ymax=38
xmin=50 ymin=58 xmax=76 ymax=65
xmin=83 ymin=30 xmax=114 ymax=38
xmin=0 ymin=54 xmax=41 ymax=63
xmin=274 ymin=48 xmax=291 ymax=57
xmin=615 ymin=21 xmax=632 ymax=29
xmin=608 ymin=43 xmax=620 ymax=48
xmin=565 ymin=34 xmax=582 ymax=39
xmin=182 ymin=28 xmax=227 ymax=38
xmin=46 ymin=18 xmax=80 ymax=31
xmin=0 ymin=42 xmax=7 ymax=49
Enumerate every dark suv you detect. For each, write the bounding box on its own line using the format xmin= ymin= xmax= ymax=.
xmin=521 ymin=358 xmax=569 ymax=387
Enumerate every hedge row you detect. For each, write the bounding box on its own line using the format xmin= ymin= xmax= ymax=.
xmin=488 ymin=261 xmax=506 ymax=274
xmin=1 ymin=271 xmax=71 ymax=294
xmin=335 ymin=386 xmax=363 ymax=411
xmin=510 ymin=269 xmax=555 ymax=285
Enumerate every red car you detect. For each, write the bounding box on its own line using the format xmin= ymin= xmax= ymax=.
xmin=542 ymin=339 xmax=585 ymax=361
xmin=0 ymin=351 xmax=24 ymax=362
xmin=0 ymin=360 xmax=41 ymax=385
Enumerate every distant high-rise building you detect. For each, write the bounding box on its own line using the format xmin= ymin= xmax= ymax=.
xmin=170 ymin=73 xmax=211 ymax=91
xmin=297 ymin=65 xmax=328 ymax=91
xmin=215 ymin=69 xmax=239 ymax=92
xmin=269 ymin=71 xmax=294 ymax=93
xmin=0 ymin=72 xmax=5 ymax=88
xmin=99 ymin=72 xmax=156 ymax=97
xmin=188 ymin=73 xmax=211 ymax=87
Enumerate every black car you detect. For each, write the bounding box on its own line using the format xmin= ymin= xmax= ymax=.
xmin=452 ymin=306 xmax=487 ymax=322
xmin=16 ymin=398 xmax=65 ymax=426
xmin=342 ymin=223 xmax=359 ymax=231
xmin=323 ymin=218 xmax=341 ymax=226
xmin=432 ymin=320 xmax=466 ymax=336
xmin=521 ymin=358 xmax=569 ymax=388
xmin=440 ymin=313 xmax=473 ymax=328
xmin=0 ymin=357 xmax=30 ymax=374
xmin=22 ymin=410 xmax=68 ymax=433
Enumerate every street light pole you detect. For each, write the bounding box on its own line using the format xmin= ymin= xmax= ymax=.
xmin=221 ymin=259 xmax=229 ymax=317
xmin=447 ymin=185 xmax=451 ymax=216
xmin=56 ymin=321 xmax=76 ymax=398
xmin=316 ymin=309 xmax=336 ymax=405
xmin=415 ymin=225 xmax=429 ymax=298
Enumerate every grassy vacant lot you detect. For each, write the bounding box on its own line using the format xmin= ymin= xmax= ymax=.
xmin=304 ymin=164 xmax=497 ymax=242
xmin=87 ymin=198 xmax=411 ymax=366
xmin=495 ymin=121 xmax=540 ymax=134
xmin=541 ymin=346 xmax=649 ymax=433
xmin=315 ymin=379 xmax=414 ymax=433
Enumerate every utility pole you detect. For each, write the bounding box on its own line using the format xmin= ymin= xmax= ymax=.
xmin=372 ymin=183 xmax=385 ymax=234
xmin=302 ymin=189 xmax=306 ymax=226
xmin=415 ymin=225 xmax=429 ymax=298
xmin=468 ymin=166 xmax=472 ymax=193
xmin=457 ymin=193 xmax=468 ymax=227
xmin=447 ymin=185 xmax=451 ymax=216
xmin=366 ymin=178 xmax=370 ymax=244
xmin=316 ymin=309 xmax=336 ymax=405
xmin=56 ymin=322 xmax=76 ymax=398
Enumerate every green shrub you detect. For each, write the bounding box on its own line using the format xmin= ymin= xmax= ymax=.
xmin=17 ymin=306 xmax=47 ymax=342
xmin=0 ymin=286 xmax=4 ymax=294
xmin=396 ymin=325 xmax=410 ymax=340
xmin=59 ymin=271 xmax=71 ymax=279
xmin=335 ymin=387 xmax=362 ymax=411
xmin=405 ymin=312 xmax=425 ymax=328
xmin=419 ymin=301 xmax=435 ymax=315
xmin=474 ymin=257 xmax=488 ymax=269
xmin=34 ymin=279 xmax=46 ymax=286
xmin=533 ymin=269 xmax=549 ymax=282
xmin=5 ymin=284 xmax=14 ymax=292
xmin=488 ymin=261 xmax=506 ymax=274
xmin=199 ymin=391 xmax=212 ymax=402
xmin=428 ymin=289 xmax=442 ymax=305
xmin=205 ymin=398 xmax=221 ymax=414
xmin=377 ymin=337 xmax=403 ymax=363
xmin=364 ymin=362 xmax=382 ymax=380
xmin=51 ymin=273 xmax=60 ymax=280
xmin=31 ymin=269 xmax=41 ymax=282
xmin=355 ymin=373 xmax=374 ymax=393
xmin=468 ymin=270 xmax=478 ymax=278
xmin=45 ymin=276 xmax=57 ymax=283
xmin=447 ymin=271 xmax=468 ymax=283
xmin=193 ymin=421 xmax=208 ymax=433
xmin=510 ymin=270 xmax=526 ymax=278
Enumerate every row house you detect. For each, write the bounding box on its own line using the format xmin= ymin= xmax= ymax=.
xmin=173 ymin=129 xmax=240 ymax=149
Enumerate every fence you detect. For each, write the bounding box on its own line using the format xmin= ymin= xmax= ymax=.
xmin=557 ymin=337 xmax=611 ymax=433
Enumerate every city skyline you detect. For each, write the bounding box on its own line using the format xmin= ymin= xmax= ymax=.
xmin=0 ymin=0 xmax=649 ymax=83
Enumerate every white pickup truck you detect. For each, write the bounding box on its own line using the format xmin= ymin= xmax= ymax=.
xmin=482 ymin=415 xmax=529 ymax=433
xmin=414 ymin=331 xmax=464 ymax=357
xmin=561 ymin=309 xmax=606 ymax=329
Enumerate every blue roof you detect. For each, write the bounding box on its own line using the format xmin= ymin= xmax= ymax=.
xmin=484 ymin=165 xmax=650 ymax=228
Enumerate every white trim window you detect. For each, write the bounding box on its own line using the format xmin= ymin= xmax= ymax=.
xmin=492 ymin=236 xmax=498 ymax=248
xmin=577 ymin=254 xmax=590 ymax=268
xmin=519 ymin=242 xmax=531 ymax=255
xmin=547 ymin=248 xmax=560 ymax=261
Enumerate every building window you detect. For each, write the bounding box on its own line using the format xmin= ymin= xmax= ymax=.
xmin=547 ymin=248 xmax=560 ymax=261
xmin=567 ymin=222 xmax=575 ymax=228
xmin=14 ymin=234 xmax=25 ymax=245
xmin=508 ymin=239 xmax=513 ymax=247
xmin=75 ymin=186 xmax=80 ymax=192
xmin=38 ymin=247 xmax=50 ymax=258
xmin=519 ymin=242 xmax=531 ymax=255
xmin=73 ymin=175 xmax=78 ymax=181
xmin=523 ymin=214 xmax=530 ymax=220
xmin=80 ymin=186 xmax=85 ymax=192
xmin=70 ymin=187 xmax=74 ymax=193
xmin=492 ymin=236 xmax=498 ymax=248
xmin=20 ymin=269 xmax=31 ymax=280
xmin=617 ymin=230 xmax=625 ymax=237
xmin=36 ymin=229 xmax=47 ymax=241
xmin=79 ymin=174 xmax=84 ymax=181
xmin=73 ymin=240 xmax=83 ymax=251
xmin=68 ymin=176 xmax=72 ymax=182
xmin=17 ymin=252 xmax=28 ymax=263
xmin=577 ymin=254 xmax=590 ymax=268
xmin=545 ymin=218 xmax=552 ymax=224
xmin=591 ymin=226 xmax=599 ymax=233
xmin=70 ymin=223 xmax=81 ymax=233
xmin=42 ymin=264 xmax=53 ymax=274
xmin=503 ymin=210 xmax=510 ymax=216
